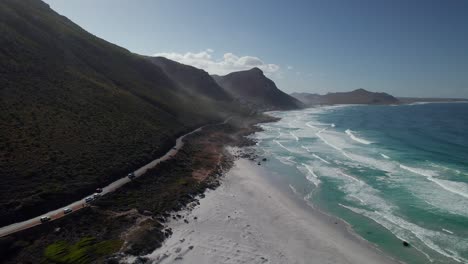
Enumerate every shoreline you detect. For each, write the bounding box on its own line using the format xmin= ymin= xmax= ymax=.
xmin=0 ymin=118 xmax=230 ymax=238
xmin=1 ymin=114 xmax=274 ymax=263
xmin=138 ymin=152 xmax=400 ymax=264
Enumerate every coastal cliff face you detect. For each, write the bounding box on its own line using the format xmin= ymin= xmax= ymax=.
xmin=0 ymin=0 xmax=237 ymax=226
xmin=147 ymin=56 xmax=233 ymax=102
xmin=291 ymin=89 xmax=400 ymax=106
xmin=0 ymin=0 xmax=297 ymax=226
xmin=213 ymin=68 xmax=304 ymax=111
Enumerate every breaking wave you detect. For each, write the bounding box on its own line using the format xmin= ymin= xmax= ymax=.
xmin=255 ymin=103 xmax=468 ymax=263
xmin=345 ymin=129 xmax=373 ymax=144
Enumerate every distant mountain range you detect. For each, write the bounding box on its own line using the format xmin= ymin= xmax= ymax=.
xmin=291 ymin=89 xmax=399 ymax=106
xmin=148 ymin=57 xmax=302 ymax=111
xmin=0 ymin=0 xmax=300 ymax=225
xmin=213 ymin=68 xmax=303 ymax=111
xmin=291 ymin=89 xmax=467 ymax=106
xmin=1 ymin=0 xmax=466 ymax=227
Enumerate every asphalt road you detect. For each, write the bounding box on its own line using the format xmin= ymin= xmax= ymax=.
xmin=0 ymin=118 xmax=230 ymax=238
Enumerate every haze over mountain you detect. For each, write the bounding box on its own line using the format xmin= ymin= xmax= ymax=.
xmin=0 ymin=0 xmax=236 ymax=225
xmin=0 ymin=0 xmax=304 ymax=226
xmin=147 ymin=56 xmax=232 ymax=102
xmin=2 ymin=1 xmax=467 ymax=264
xmin=213 ymin=68 xmax=303 ymax=111
xmin=291 ymin=89 xmax=400 ymax=106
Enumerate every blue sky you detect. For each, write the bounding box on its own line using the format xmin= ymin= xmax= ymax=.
xmin=43 ymin=0 xmax=468 ymax=98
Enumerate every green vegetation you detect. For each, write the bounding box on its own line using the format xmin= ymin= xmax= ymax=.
xmin=0 ymin=0 xmax=241 ymax=226
xmin=43 ymin=237 xmax=123 ymax=264
xmin=1 ymin=116 xmax=269 ymax=264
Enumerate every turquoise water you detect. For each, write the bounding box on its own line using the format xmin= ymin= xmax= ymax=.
xmin=253 ymin=103 xmax=468 ymax=264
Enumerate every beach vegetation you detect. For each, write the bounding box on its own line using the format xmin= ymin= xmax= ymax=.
xmin=43 ymin=237 xmax=123 ymax=263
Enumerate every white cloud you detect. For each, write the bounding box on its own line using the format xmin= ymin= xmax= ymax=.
xmin=153 ymin=49 xmax=280 ymax=75
xmin=287 ymin=65 xmax=293 ymax=70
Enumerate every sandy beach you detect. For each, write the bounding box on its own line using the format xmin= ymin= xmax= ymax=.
xmin=134 ymin=155 xmax=399 ymax=264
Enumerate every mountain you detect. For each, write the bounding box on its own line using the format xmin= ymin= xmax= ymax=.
xmin=397 ymin=97 xmax=467 ymax=104
xmin=291 ymin=89 xmax=399 ymax=106
xmin=290 ymin=93 xmax=323 ymax=106
xmin=213 ymin=68 xmax=303 ymax=111
xmin=0 ymin=0 xmax=237 ymax=225
xmin=147 ymin=56 xmax=232 ymax=101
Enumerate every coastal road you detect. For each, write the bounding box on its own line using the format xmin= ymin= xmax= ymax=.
xmin=0 ymin=118 xmax=231 ymax=238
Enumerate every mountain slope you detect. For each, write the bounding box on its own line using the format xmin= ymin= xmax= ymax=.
xmin=397 ymin=97 xmax=467 ymax=104
xmin=147 ymin=56 xmax=232 ymax=101
xmin=291 ymin=89 xmax=399 ymax=106
xmin=213 ymin=68 xmax=303 ymax=111
xmin=0 ymin=0 xmax=234 ymax=225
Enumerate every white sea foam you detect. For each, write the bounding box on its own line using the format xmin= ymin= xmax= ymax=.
xmin=345 ymin=129 xmax=373 ymax=145
xmin=408 ymin=178 xmax=468 ymax=217
xmin=289 ymin=184 xmax=298 ymax=194
xmin=400 ymin=164 xmax=437 ymax=177
xmin=377 ymin=211 xmax=466 ymax=263
xmin=380 ymin=153 xmax=390 ymax=159
xmin=316 ymin=128 xmax=342 ymax=151
xmin=301 ymin=163 xmax=321 ymax=186
xmin=338 ymin=171 xmax=361 ymax=182
xmin=343 ymin=152 xmax=396 ymax=173
xmin=430 ymin=163 xmax=464 ymax=176
xmin=305 ymin=121 xmax=318 ymax=130
xmin=274 ymin=131 xmax=282 ymax=140
xmin=348 ymin=195 xmax=365 ymax=204
xmin=300 ymin=145 xmax=311 ymax=152
xmin=274 ymin=140 xmax=292 ymax=153
xmin=300 ymin=145 xmax=332 ymax=164
xmin=340 ymin=205 xmax=436 ymax=263
xmin=442 ymin=229 xmax=454 ymax=235
xmin=277 ymin=156 xmax=297 ymax=166
xmin=430 ymin=178 xmax=468 ymax=199
xmin=341 ymin=205 xmax=467 ymax=263
xmin=315 ymin=129 xmax=359 ymax=161
xmin=306 ymin=121 xmax=334 ymax=128
xmin=312 ymin=154 xmax=331 ymax=164
xmin=400 ymin=164 xmax=468 ymax=199
xmin=289 ymin=131 xmax=299 ymax=141
xmin=255 ymin=107 xmax=468 ymax=263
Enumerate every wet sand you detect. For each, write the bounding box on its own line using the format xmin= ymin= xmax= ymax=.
xmin=137 ymin=157 xmax=399 ymax=264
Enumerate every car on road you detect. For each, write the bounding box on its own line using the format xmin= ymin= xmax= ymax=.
xmin=92 ymin=193 xmax=101 ymax=199
xmin=63 ymin=208 xmax=73 ymax=214
xmin=84 ymin=196 xmax=94 ymax=203
xmin=40 ymin=216 xmax=51 ymax=223
xmin=95 ymin=188 xmax=103 ymax=193
xmin=127 ymin=172 xmax=136 ymax=180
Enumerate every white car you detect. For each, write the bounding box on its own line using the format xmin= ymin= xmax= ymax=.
xmin=63 ymin=208 xmax=73 ymax=214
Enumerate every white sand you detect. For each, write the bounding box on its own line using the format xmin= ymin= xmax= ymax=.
xmin=140 ymin=158 xmax=399 ymax=264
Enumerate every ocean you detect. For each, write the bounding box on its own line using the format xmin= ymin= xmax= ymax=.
xmin=253 ymin=103 xmax=468 ymax=264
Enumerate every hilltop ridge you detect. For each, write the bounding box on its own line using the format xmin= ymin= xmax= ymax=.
xmin=213 ymin=68 xmax=303 ymax=111
xmin=291 ymin=89 xmax=399 ymax=106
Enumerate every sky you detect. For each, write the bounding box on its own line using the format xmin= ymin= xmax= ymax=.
xmin=43 ymin=0 xmax=468 ymax=98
